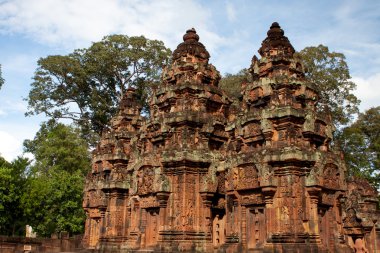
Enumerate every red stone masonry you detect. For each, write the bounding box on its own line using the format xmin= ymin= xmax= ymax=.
xmin=83 ymin=23 xmax=380 ymax=253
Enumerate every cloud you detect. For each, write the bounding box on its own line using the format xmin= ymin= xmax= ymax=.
xmin=0 ymin=117 xmax=42 ymax=161
xmin=0 ymin=0 xmax=222 ymax=52
xmin=0 ymin=130 xmax=22 ymax=161
xmin=225 ymin=2 xmax=236 ymax=22
xmin=0 ymin=100 xmax=28 ymax=115
xmin=352 ymin=73 xmax=380 ymax=111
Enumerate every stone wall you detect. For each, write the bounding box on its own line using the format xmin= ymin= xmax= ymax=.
xmin=0 ymin=235 xmax=83 ymax=253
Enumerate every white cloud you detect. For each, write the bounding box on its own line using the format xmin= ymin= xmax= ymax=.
xmin=0 ymin=99 xmax=28 ymax=116
xmin=0 ymin=130 xmax=22 ymax=161
xmin=226 ymin=2 xmax=236 ymax=22
xmin=0 ymin=0 xmax=222 ymax=52
xmin=0 ymin=118 xmax=41 ymax=162
xmin=352 ymin=73 xmax=380 ymax=111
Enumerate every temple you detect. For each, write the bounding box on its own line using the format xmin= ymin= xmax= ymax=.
xmin=82 ymin=23 xmax=380 ymax=252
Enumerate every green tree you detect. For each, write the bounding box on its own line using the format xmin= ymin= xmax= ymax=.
xmin=219 ymin=69 xmax=250 ymax=99
xmin=0 ymin=156 xmax=30 ymax=236
xmin=298 ymin=45 xmax=360 ymax=127
xmin=26 ymin=35 xmax=171 ymax=142
xmin=22 ymin=121 xmax=91 ymax=236
xmin=338 ymin=106 xmax=380 ymax=188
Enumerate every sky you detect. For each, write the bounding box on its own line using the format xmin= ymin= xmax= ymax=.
xmin=0 ymin=0 xmax=379 ymax=161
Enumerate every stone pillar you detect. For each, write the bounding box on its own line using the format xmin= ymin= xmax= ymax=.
xmin=122 ymin=192 xmax=129 ymax=239
xmin=376 ymin=224 xmax=380 ymax=253
xmin=140 ymin=208 xmax=147 ymax=248
xmin=241 ymin=206 xmax=247 ymax=247
xmin=307 ymin=187 xmax=321 ymax=242
xmin=109 ymin=192 xmax=118 ymax=237
xmin=200 ymin=192 xmax=213 ymax=236
xmin=262 ymin=186 xmax=276 ymax=240
xmin=157 ymin=192 xmax=170 ymax=231
xmin=99 ymin=209 xmax=107 ymax=240
xmin=83 ymin=213 xmax=90 ymax=246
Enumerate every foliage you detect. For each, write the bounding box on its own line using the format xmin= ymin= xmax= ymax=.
xmin=22 ymin=169 xmax=86 ymax=237
xmin=298 ymin=45 xmax=360 ymax=127
xmin=338 ymin=106 xmax=380 ymax=188
xmin=22 ymin=121 xmax=91 ymax=236
xmin=219 ymin=69 xmax=250 ymax=99
xmin=0 ymin=156 xmax=30 ymax=236
xmin=26 ymin=35 xmax=171 ymax=143
xmin=24 ymin=120 xmax=90 ymax=175
xmin=0 ymin=64 xmax=4 ymax=89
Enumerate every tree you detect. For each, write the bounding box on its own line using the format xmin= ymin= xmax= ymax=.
xmin=0 ymin=64 xmax=4 ymax=89
xmin=24 ymin=120 xmax=90 ymax=175
xmin=219 ymin=69 xmax=250 ymax=99
xmin=26 ymin=35 xmax=171 ymax=142
xmin=298 ymin=45 xmax=360 ymax=127
xmin=338 ymin=106 xmax=380 ymax=188
xmin=0 ymin=156 xmax=30 ymax=236
xmin=22 ymin=121 xmax=91 ymax=236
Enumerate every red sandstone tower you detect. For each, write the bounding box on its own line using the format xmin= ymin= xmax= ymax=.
xmin=83 ymin=23 xmax=380 ymax=252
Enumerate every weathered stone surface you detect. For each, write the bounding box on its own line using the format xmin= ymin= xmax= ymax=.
xmin=83 ymin=23 xmax=380 ymax=252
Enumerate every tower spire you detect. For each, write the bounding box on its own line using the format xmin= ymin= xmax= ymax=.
xmin=258 ymin=22 xmax=295 ymax=57
xmin=172 ymin=28 xmax=210 ymax=61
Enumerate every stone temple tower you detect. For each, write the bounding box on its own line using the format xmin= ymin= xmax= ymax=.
xmin=83 ymin=23 xmax=380 ymax=252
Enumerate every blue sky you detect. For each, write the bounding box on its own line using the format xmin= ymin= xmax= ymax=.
xmin=0 ymin=0 xmax=379 ymax=161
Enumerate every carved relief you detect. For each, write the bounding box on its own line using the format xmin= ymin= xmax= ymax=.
xmin=216 ymin=171 xmax=226 ymax=194
xmin=140 ymin=195 xmax=160 ymax=209
xmin=321 ymin=192 xmax=336 ymax=206
xmin=244 ymin=122 xmax=260 ymax=137
xmin=343 ymin=208 xmax=361 ymax=228
xmin=236 ymin=164 xmax=259 ymax=190
xmin=137 ymin=167 xmax=155 ymax=195
xmin=110 ymin=166 xmax=127 ymax=181
xmin=241 ymin=193 xmax=263 ymax=205
xmin=323 ymin=163 xmax=340 ymax=189
xmin=85 ymin=190 xmax=107 ymax=208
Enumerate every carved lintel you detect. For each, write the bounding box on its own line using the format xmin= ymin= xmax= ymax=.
xmin=306 ymin=186 xmax=322 ymax=203
xmin=261 ymin=186 xmax=276 ymax=204
xmin=261 ymin=186 xmax=276 ymax=197
xmin=200 ymin=192 xmax=214 ymax=207
xmin=157 ymin=191 xmax=170 ymax=208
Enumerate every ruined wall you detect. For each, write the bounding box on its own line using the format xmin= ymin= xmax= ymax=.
xmin=0 ymin=235 xmax=83 ymax=253
xmin=83 ymin=23 xmax=380 ymax=253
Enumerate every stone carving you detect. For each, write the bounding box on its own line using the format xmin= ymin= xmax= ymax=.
xmin=140 ymin=195 xmax=159 ymax=209
xmin=323 ymin=163 xmax=340 ymax=189
xmin=235 ymin=164 xmax=259 ymax=190
xmin=83 ymin=23 xmax=380 ymax=252
xmin=137 ymin=167 xmax=155 ymax=195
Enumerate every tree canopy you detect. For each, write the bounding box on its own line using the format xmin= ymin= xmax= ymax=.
xmin=298 ymin=45 xmax=360 ymax=127
xmin=26 ymin=35 xmax=171 ymax=143
xmin=338 ymin=106 xmax=380 ymax=188
xmin=0 ymin=156 xmax=30 ymax=236
xmin=219 ymin=68 xmax=250 ymax=99
xmin=22 ymin=121 xmax=91 ymax=236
